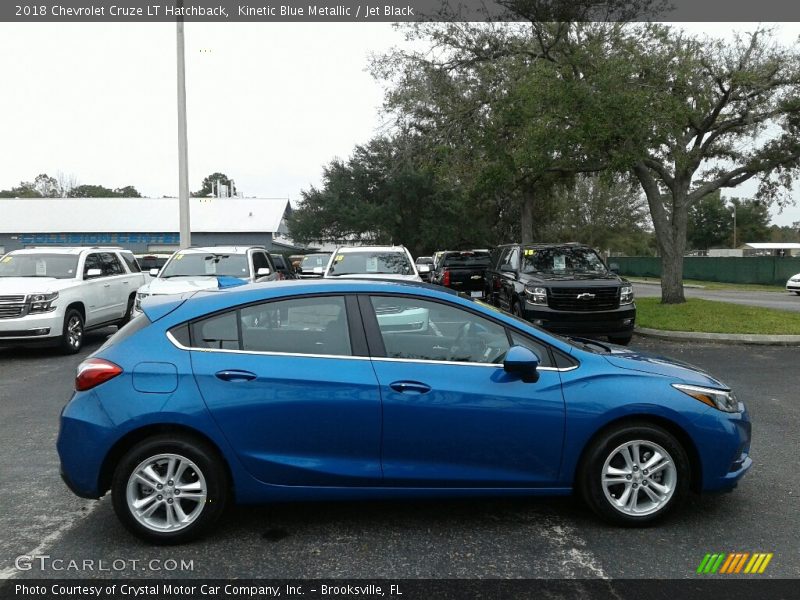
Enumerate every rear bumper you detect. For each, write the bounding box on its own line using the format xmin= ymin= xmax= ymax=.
xmin=522 ymin=302 xmax=636 ymax=337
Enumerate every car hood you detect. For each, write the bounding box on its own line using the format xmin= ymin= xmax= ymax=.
xmin=325 ymin=273 xmax=422 ymax=282
xmin=0 ymin=277 xmax=79 ymax=294
xmin=139 ymin=276 xmax=244 ymax=295
xmin=522 ymin=273 xmax=624 ymax=285
xmin=602 ymin=346 xmax=728 ymax=388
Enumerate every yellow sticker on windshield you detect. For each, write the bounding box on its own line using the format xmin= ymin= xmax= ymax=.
xmin=0 ymin=256 xmax=11 ymax=263
xmin=524 ymin=249 xmax=535 ymax=256
xmin=335 ymin=255 xmax=344 ymax=263
xmin=175 ymin=254 xmax=184 ymax=260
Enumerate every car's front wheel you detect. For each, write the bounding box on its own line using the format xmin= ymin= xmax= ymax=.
xmin=59 ymin=309 xmax=84 ymax=354
xmin=111 ymin=435 xmax=228 ymax=544
xmin=579 ymin=422 xmax=689 ymax=525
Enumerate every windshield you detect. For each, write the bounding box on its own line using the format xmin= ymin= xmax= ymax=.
xmin=328 ymin=251 xmax=414 ymax=276
xmin=521 ymin=247 xmax=607 ymax=276
xmin=300 ymin=254 xmax=330 ymax=269
xmin=443 ymin=251 xmax=491 ymax=268
xmin=160 ymin=252 xmax=249 ymax=279
xmin=0 ymin=253 xmax=79 ymax=279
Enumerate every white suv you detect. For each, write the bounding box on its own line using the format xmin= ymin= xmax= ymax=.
xmin=0 ymin=247 xmax=147 ymax=353
xmin=133 ymin=246 xmax=277 ymax=315
xmin=322 ymin=246 xmax=422 ymax=281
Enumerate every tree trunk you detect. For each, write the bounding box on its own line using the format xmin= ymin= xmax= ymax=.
xmin=659 ymin=185 xmax=690 ymax=304
xmin=521 ymin=186 xmax=535 ymax=244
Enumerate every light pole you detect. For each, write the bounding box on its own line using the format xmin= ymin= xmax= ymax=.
xmin=176 ymin=1 xmax=191 ymax=248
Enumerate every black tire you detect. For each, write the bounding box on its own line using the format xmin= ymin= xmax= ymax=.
xmin=793 ymin=291 xmax=800 ymax=296
xmin=59 ymin=309 xmax=84 ymax=354
xmin=111 ymin=434 xmax=229 ymax=544
xmin=579 ymin=422 xmax=690 ymax=526
xmin=608 ymin=334 xmax=633 ymax=346
xmin=118 ymin=295 xmax=135 ymax=328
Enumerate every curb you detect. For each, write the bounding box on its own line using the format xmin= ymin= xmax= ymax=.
xmin=629 ymin=279 xmax=705 ymax=289
xmin=635 ymin=327 xmax=800 ymax=346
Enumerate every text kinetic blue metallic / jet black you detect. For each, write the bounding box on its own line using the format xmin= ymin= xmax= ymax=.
xmin=57 ymin=279 xmax=751 ymax=543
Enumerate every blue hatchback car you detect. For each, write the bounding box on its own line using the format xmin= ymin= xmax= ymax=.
xmin=58 ymin=280 xmax=751 ymax=543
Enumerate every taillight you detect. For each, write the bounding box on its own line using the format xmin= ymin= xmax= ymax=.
xmin=443 ymin=269 xmax=451 ymax=286
xmin=75 ymin=358 xmax=123 ymax=391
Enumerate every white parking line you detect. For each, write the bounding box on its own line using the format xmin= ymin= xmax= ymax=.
xmin=0 ymin=500 xmax=99 ymax=580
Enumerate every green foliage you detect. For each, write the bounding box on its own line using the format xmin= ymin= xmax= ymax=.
xmin=0 ymin=174 xmax=141 ymax=198
xmin=289 ymin=134 xmax=487 ymax=257
xmin=687 ymin=191 xmax=731 ymax=250
xmin=729 ymin=197 xmax=771 ymax=245
xmin=193 ymin=172 xmax=232 ymax=197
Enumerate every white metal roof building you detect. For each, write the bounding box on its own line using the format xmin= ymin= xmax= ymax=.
xmin=0 ymin=197 xmax=300 ymax=254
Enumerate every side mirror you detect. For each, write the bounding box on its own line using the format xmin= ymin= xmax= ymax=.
xmin=609 ymin=263 xmax=620 ymax=274
xmin=503 ymin=345 xmax=540 ymax=383
xmin=418 ymin=264 xmax=431 ymax=274
xmin=85 ymin=268 xmax=102 ymax=279
xmin=313 ymin=266 xmax=324 ymax=275
xmin=257 ymin=267 xmax=271 ymax=277
xmin=149 ymin=268 xmax=160 ymax=277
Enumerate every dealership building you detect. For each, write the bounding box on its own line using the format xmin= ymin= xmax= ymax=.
xmin=0 ymin=197 xmax=301 ymax=255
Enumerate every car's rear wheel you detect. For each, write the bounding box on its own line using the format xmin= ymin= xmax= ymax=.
xmin=59 ymin=309 xmax=84 ymax=354
xmin=579 ymin=422 xmax=689 ymax=526
xmin=111 ymin=434 xmax=228 ymax=544
xmin=118 ymin=294 xmax=135 ymax=327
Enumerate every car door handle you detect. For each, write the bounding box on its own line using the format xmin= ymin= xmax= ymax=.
xmin=389 ymin=381 xmax=431 ymax=394
xmin=103 ymin=284 xmax=111 ymax=288
xmin=215 ymin=370 xmax=257 ymax=382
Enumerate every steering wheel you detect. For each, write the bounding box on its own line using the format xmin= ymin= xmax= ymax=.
xmin=447 ymin=322 xmax=487 ymax=362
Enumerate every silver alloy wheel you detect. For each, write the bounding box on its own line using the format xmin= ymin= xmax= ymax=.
xmin=126 ymin=453 xmax=207 ymax=532
xmin=601 ymin=439 xmax=677 ymax=517
xmin=67 ymin=315 xmax=83 ymax=349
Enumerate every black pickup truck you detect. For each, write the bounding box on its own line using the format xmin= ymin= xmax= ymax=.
xmin=432 ymin=250 xmax=492 ymax=299
xmin=485 ymin=243 xmax=636 ymax=344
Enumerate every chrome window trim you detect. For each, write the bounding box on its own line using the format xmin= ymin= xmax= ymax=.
xmin=166 ymin=331 xmax=577 ymax=371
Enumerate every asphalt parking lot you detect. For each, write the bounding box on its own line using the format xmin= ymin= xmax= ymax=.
xmin=0 ymin=332 xmax=797 ymax=580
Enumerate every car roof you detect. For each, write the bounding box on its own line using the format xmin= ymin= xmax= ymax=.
xmin=177 ymin=246 xmax=264 ymax=254
xmin=10 ymin=246 xmax=126 ymax=255
xmin=495 ymin=242 xmax=590 ymax=249
xmin=334 ymin=246 xmax=409 ymax=253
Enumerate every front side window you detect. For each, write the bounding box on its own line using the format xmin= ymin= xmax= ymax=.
xmin=328 ymin=251 xmax=413 ymax=276
xmin=161 ymin=252 xmax=249 ymax=279
xmin=370 ymin=296 xmax=509 ymax=364
xmin=189 ymin=296 xmax=352 ymax=357
xmin=251 ymin=252 xmax=271 ymax=275
xmin=83 ymin=253 xmax=103 ymax=279
xmin=0 ymin=253 xmax=79 ymax=279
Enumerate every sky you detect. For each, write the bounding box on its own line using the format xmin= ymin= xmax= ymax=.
xmin=0 ymin=21 xmax=798 ymax=226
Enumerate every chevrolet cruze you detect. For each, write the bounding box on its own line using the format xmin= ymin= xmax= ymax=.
xmin=57 ymin=280 xmax=751 ymax=543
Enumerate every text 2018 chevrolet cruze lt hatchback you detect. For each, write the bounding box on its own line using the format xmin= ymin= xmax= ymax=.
xmin=58 ymin=280 xmax=751 ymax=543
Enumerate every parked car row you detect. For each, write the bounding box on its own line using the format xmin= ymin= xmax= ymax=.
xmin=0 ymin=241 xmax=641 ymax=353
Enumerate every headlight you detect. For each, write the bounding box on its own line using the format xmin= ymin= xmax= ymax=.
xmin=28 ymin=292 xmax=58 ymax=313
xmin=524 ymin=286 xmax=548 ymax=305
xmin=134 ymin=292 xmax=149 ymax=311
xmin=672 ymin=383 xmax=740 ymax=413
xmin=620 ymin=285 xmax=634 ymax=304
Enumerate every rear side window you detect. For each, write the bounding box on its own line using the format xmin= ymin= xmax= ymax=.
xmin=119 ymin=252 xmax=141 ymax=273
xmin=187 ymin=296 xmax=352 ymax=357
